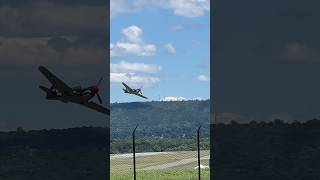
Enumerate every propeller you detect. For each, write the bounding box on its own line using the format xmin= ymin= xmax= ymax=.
xmin=97 ymin=93 xmax=102 ymax=104
xmin=138 ymin=85 xmax=143 ymax=94
xmin=97 ymin=77 xmax=103 ymax=86
xmin=96 ymin=77 xmax=103 ymax=104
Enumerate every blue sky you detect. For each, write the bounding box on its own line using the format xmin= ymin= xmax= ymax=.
xmin=110 ymin=0 xmax=210 ymax=103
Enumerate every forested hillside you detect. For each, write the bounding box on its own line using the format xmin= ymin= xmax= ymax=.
xmin=111 ymin=100 xmax=210 ymax=139
xmin=214 ymin=119 xmax=320 ymax=180
xmin=1 ymin=118 xmax=320 ymax=179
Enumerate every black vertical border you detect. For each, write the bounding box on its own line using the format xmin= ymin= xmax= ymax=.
xmin=210 ymin=0 xmax=215 ymax=179
xmin=106 ymin=0 xmax=110 ymax=179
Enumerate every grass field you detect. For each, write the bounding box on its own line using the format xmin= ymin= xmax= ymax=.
xmin=111 ymin=169 xmax=210 ymax=180
xmin=111 ymin=151 xmax=210 ymax=180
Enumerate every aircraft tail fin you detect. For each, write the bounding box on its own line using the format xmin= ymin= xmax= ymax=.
xmin=39 ymin=85 xmax=56 ymax=100
xmin=39 ymin=85 xmax=49 ymax=93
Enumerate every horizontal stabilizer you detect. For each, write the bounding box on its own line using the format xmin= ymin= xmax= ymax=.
xmin=123 ymin=89 xmax=129 ymax=93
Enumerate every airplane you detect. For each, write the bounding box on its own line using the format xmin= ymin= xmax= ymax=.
xmin=122 ymin=82 xmax=148 ymax=99
xmin=38 ymin=66 xmax=110 ymax=115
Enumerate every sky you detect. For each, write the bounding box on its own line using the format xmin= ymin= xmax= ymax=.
xmin=110 ymin=0 xmax=210 ymax=103
xmin=0 ymin=0 xmax=108 ymax=131
xmin=214 ymin=0 xmax=320 ymax=123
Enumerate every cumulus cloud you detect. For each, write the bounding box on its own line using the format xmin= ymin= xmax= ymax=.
xmin=167 ymin=0 xmax=210 ymax=18
xmin=110 ymin=42 xmax=156 ymax=56
xmin=191 ymin=97 xmax=203 ymax=100
xmin=110 ymin=60 xmax=162 ymax=86
xmin=110 ymin=72 xmax=160 ymax=86
xmin=111 ymin=61 xmax=162 ymax=73
xmin=164 ymin=43 xmax=176 ymax=53
xmin=110 ymin=0 xmax=210 ymax=18
xmin=196 ymin=74 xmax=209 ymax=81
xmin=110 ymin=0 xmax=132 ymax=18
xmin=122 ymin=25 xmax=143 ymax=43
xmin=171 ymin=23 xmax=204 ymax=31
xmin=161 ymin=96 xmax=207 ymax=101
xmin=161 ymin=96 xmax=187 ymax=101
xmin=111 ymin=25 xmax=156 ymax=56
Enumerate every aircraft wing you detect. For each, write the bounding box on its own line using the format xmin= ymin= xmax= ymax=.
xmin=135 ymin=93 xmax=148 ymax=99
xmin=39 ymin=66 xmax=73 ymax=93
xmin=81 ymin=101 xmax=110 ymax=115
xmin=122 ymin=82 xmax=133 ymax=93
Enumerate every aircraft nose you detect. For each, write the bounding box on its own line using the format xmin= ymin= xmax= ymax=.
xmin=90 ymin=86 xmax=99 ymax=94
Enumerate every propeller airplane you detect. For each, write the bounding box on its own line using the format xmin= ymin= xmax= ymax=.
xmin=122 ymin=82 xmax=148 ymax=99
xmin=38 ymin=66 xmax=110 ymax=115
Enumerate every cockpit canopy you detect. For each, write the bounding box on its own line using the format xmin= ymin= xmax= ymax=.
xmin=73 ymin=86 xmax=82 ymax=90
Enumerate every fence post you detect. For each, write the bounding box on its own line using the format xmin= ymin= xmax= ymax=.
xmin=132 ymin=124 xmax=139 ymax=180
xmin=197 ymin=125 xmax=202 ymax=180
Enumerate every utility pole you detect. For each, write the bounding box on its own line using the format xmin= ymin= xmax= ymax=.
xmin=132 ymin=124 xmax=139 ymax=180
xmin=197 ymin=125 xmax=202 ymax=180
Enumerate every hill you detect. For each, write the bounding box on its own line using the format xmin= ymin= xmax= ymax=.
xmin=214 ymin=119 xmax=320 ymax=180
xmin=1 ymin=118 xmax=320 ymax=179
xmin=111 ymin=100 xmax=210 ymax=139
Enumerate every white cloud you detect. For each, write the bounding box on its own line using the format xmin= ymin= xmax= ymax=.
xmin=168 ymin=0 xmax=210 ymax=18
xmin=111 ymin=25 xmax=156 ymax=56
xmin=110 ymin=59 xmax=162 ymax=86
xmin=111 ymin=42 xmax=156 ymax=56
xmin=161 ymin=96 xmax=206 ymax=101
xmin=110 ymin=0 xmax=210 ymax=18
xmin=196 ymin=74 xmax=209 ymax=81
xmin=110 ymin=72 xmax=160 ymax=86
xmin=191 ymin=97 xmax=203 ymax=101
xmin=192 ymin=38 xmax=201 ymax=45
xmin=111 ymin=61 xmax=162 ymax=73
xmin=164 ymin=43 xmax=176 ymax=54
xmin=161 ymin=96 xmax=187 ymax=101
xmin=171 ymin=24 xmax=186 ymax=31
xmin=171 ymin=23 xmax=203 ymax=31
xmin=122 ymin=25 xmax=143 ymax=43
xmin=110 ymin=0 xmax=131 ymax=18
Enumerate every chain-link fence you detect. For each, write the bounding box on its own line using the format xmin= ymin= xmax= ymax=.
xmin=110 ymin=124 xmax=210 ymax=180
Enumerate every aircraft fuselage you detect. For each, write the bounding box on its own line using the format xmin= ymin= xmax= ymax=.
xmin=41 ymin=86 xmax=94 ymax=104
xmin=122 ymin=88 xmax=141 ymax=95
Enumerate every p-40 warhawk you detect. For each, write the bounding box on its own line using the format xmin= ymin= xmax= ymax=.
xmin=122 ymin=82 xmax=148 ymax=99
xmin=39 ymin=66 xmax=110 ymax=115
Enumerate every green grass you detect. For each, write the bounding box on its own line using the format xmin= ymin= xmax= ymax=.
xmin=111 ymin=151 xmax=210 ymax=179
xmin=111 ymin=169 xmax=210 ymax=180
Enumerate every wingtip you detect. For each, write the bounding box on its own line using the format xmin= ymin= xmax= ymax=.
xmin=38 ymin=65 xmax=45 ymax=71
